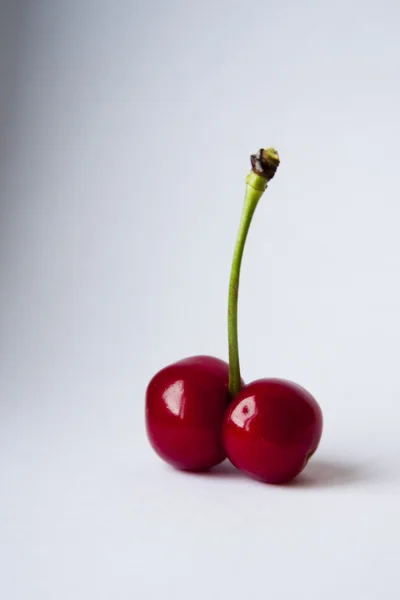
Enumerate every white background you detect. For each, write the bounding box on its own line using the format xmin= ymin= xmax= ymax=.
xmin=1 ymin=0 xmax=400 ymax=598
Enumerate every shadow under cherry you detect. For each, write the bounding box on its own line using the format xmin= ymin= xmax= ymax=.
xmin=176 ymin=455 xmax=382 ymax=488
xmin=288 ymin=458 xmax=376 ymax=489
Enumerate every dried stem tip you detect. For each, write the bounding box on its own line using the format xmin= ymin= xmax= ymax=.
xmin=250 ymin=147 xmax=280 ymax=181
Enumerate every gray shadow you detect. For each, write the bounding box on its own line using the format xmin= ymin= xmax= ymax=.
xmin=288 ymin=458 xmax=375 ymax=489
xmin=178 ymin=460 xmax=242 ymax=479
xmin=174 ymin=458 xmax=380 ymax=487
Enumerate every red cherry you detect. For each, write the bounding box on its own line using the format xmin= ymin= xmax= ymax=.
xmin=223 ymin=379 xmax=323 ymax=484
xmin=145 ymin=355 xmax=232 ymax=471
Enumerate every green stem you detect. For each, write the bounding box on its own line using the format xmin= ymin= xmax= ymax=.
xmin=227 ymin=148 xmax=280 ymax=397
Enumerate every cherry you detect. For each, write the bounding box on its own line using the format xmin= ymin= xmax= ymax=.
xmin=223 ymin=379 xmax=323 ymax=484
xmin=145 ymin=356 xmax=232 ymax=471
xmin=145 ymin=145 xmax=323 ymax=483
xmin=224 ymin=147 xmax=324 ymax=483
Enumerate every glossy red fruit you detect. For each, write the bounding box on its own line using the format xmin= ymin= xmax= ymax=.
xmin=146 ymin=355 xmax=232 ymax=471
xmin=223 ymin=378 xmax=323 ymax=484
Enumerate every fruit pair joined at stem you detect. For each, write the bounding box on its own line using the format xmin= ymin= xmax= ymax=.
xmin=145 ymin=147 xmax=323 ymax=483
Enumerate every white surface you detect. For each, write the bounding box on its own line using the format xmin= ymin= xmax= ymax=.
xmin=1 ymin=0 xmax=400 ymax=598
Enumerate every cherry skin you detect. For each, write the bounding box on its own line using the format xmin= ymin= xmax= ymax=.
xmin=146 ymin=355 xmax=233 ymax=471
xmin=223 ymin=378 xmax=323 ymax=484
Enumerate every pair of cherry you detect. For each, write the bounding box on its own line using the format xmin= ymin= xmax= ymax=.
xmin=145 ymin=148 xmax=323 ymax=484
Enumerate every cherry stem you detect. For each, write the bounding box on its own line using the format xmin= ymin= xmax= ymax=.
xmin=227 ymin=147 xmax=280 ymax=397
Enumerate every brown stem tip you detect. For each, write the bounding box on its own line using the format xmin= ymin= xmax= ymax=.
xmin=250 ymin=147 xmax=280 ymax=181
